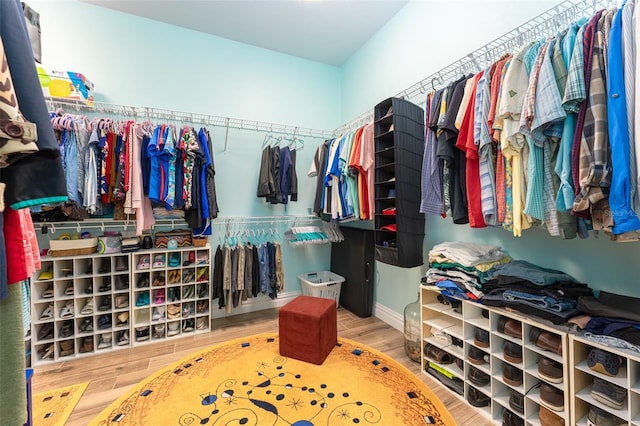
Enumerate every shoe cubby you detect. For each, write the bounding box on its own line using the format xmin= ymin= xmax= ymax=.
xmin=570 ymin=334 xmax=640 ymax=425
xmin=420 ymin=285 xmax=572 ymax=425
xmin=30 ymin=245 xmax=212 ymax=364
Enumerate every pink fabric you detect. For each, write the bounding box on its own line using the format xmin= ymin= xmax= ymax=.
xmin=130 ymin=123 xmax=155 ymax=235
xmin=4 ymin=207 xmax=40 ymax=284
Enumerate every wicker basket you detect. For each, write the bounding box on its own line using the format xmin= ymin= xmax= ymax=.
xmin=49 ymin=237 xmax=98 ymax=257
xmin=50 ymin=246 xmax=97 ymax=257
xmin=192 ymin=236 xmax=208 ymax=247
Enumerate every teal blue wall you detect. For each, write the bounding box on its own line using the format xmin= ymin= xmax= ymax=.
xmin=30 ymin=0 xmax=337 ymax=293
xmin=341 ymin=0 xmax=640 ymax=315
xmin=30 ymin=0 xmax=341 ymax=130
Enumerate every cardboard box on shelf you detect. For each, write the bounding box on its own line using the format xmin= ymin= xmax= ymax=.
xmin=36 ymin=65 xmax=94 ymax=106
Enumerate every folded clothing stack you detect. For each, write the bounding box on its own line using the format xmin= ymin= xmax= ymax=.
xmin=120 ymin=231 xmax=140 ymax=253
xmin=424 ymin=241 xmax=512 ymax=300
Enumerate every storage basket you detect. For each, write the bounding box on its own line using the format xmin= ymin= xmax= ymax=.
xmin=298 ymin=271 xmax=345 ymax=306
xmin=49 ymin=238 xmax=98 ymax=257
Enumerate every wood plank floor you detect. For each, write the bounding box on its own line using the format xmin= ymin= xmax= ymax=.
xmin=31 ymin=307 xmax=492 ymax=425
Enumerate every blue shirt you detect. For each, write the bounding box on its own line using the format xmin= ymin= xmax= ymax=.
xmin=607 ymin=4 xmax=640 ymax=234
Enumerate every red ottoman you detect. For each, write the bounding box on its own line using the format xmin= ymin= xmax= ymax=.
xmin=279 ymin=295 xmax=337 ymax=365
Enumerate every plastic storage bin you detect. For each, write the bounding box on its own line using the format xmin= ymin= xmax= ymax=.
xmin=298 ymin=271 xmax=345 ymax=306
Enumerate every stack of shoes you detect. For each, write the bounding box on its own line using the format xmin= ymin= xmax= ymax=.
xmin=152 ymin=254 xmax=165 ymax=268
xmin=79 ymin=318 xmax=93 ymax=333
xmin=39 ymin=303 xmax=54 ymax=320
xmin=152 ymin=306 xmax=166 ymax=321
xmin=182 ymin=319 xmax=195 ymax=332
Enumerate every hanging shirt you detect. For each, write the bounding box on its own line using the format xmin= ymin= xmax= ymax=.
xmin=499 ymin=43 xmax=534 ymax=236
xmin=608 ymin=5 xmax=640 ymax=234
xmin=308 ymin=140 xmax=330 ymax=216
xmin=147 ymin=125 xmax=162 ymax=203
xmin=361 ymin=124 xmax=375 ymax=220
xmin=456 ymin=71 xmax=485 ymax=228
xmin=477 ymin=64 xmax=498 ymax=226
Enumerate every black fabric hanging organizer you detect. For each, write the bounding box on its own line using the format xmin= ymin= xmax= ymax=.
xmin=373 ymin=97 xmax=425 ymax=268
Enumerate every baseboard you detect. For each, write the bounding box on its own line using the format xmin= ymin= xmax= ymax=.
xmin=373 ymin=302 xmax=403 ymax=332
xmin=209 ymin=291 xmax=301 ymax=320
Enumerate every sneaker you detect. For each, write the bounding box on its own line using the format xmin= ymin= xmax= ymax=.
xmin=587 ymin=405 xmax=626 ymax=426
xmin=152 ymin=254 xmax=165 ymax=268
xmin=591 ymin=377 xmax=627 ymax=409
xmin=117 ymin=330 xmax=130 ymax=346
xmin=97 ymin=334 xmax=112 ymax=349
xmin=587 ymin=348 xmax=623 ymax=377
xmin=135 ymin=327 xmax=150 ymax=342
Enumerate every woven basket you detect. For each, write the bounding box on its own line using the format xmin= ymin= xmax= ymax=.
xmin=50 ymin=246 xmax=97 ymax=257
xmin=192 ymin=237 xmax=208 ymax=247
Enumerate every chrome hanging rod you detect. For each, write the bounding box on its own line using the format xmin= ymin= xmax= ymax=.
xmin=45 ymin=98 xmax=334 ymax=140
xmin=332 ymin=0 xmax=611 ymax=136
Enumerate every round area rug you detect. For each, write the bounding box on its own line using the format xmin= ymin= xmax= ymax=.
xmin=89 ymin=334 xmax=456 ymax=425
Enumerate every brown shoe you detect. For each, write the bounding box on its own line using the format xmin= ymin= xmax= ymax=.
xmin=540 ymin=383 xmax=564 ymax=412
xmin=539 ymin=405 xmax=564 ymax=426
xmin=530 ymin=327 xmax=562 ymax=356
xmin=498 ymin=316 xmax=522 ymax=339
xmin=503 ymin=363 xmax=523 ymax=387
xmin=538 ymin=356 xmax=563 ymax=383
xmin=503 ymin=341 xmax=523 ymax=364
xmin=474 ymin=327 xmax=489 ymax=348
xmin=424 ymin=343 xmax=453 ymax=364
xmin=509 ymin=389 xmax=524 ymax=414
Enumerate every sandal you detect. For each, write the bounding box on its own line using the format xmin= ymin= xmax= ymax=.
xmin=168 ymin=270 xmax=181 ymax=284
xmin=167 ymin=303 xmax=181 ymax=319
xmin=196 ymin=267 xmax=208 ymax=282
xmin=42 ymin=284 xmax=54 ymax=299
xmin=182 ymin=270 xmax=195 ymax=284
xmin=40 ymin=303 xmax=54 ymax=320
xmin=60 ymin=301 xmax=74 ymax=318
xmin=38 ymin=344 xmax=55 ymax=360
xmin=196 ymin=317 xmax=208 ymax=330
xmin=80 ymin=299 xmax=94 ymax=315
xmin=152 ymin=272 xmax=165 ymax=287
xmin=154 ymin=288 xmax=165 ymax=304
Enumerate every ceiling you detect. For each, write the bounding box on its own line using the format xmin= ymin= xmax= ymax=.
xmin=80 ymin=0 xmax=408 ymax=66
